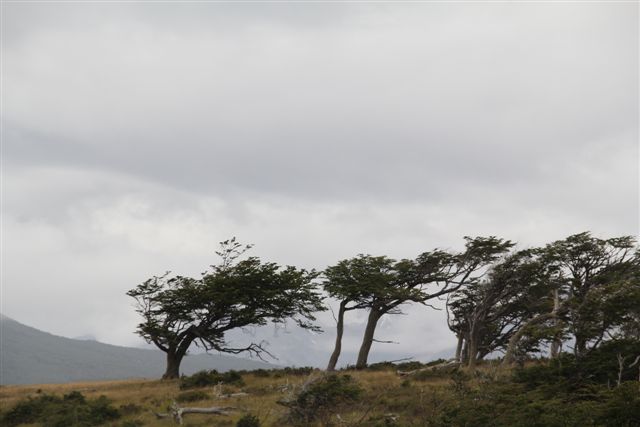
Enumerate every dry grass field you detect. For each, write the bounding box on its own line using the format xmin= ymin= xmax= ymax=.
xmin=4 ymin=359 xmax=637 ymax=427
xmin=0 ymin=367 xmax=456 ymax=427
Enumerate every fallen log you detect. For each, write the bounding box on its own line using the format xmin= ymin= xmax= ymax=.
xmin=397 ymin=360 xmax=460 ymax=376
xmin=154 ymin=401 xmax=238 ymax=425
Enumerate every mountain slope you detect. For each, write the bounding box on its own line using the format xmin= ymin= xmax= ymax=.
xmin=0 ymin=315 xmax=273 ymax=385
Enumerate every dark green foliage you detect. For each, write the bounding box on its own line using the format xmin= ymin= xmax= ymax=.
xmin=435 ymin=358 xmax=640 ymax=427
xmin=119 ymin=421 xmax=144 ymax=427
xmin=439 ymin=379 xmax=640 ymax=427
xmin=175 ymin=390 xmax=210 ymax=403
xmin=364 ymin=361 xmax=399 ymax=371
xmin=601 ymin=382 xmax=640 ymax=426
xmin=273 ymin=367 xmax=315 ymax=378
xmin=513 ymin=339 xmax=640 ymax=389
xmin=396 ymin=360 xmax=428 ymax=371
xmin=2 ymin=391 xmax=120 ymax=427
xmin=284 ymin=374 xmax=363 ymax=425
xmin=282 ymin=366 xmax=315 ymax=376
xmin=236 ymin=414 xmax=261 ymax=427
xmin=250 ymin=369 xmax=272 ymax=377
xmin=118 ymin=403 xmax=142 ymax=416
xmin=179 ymin=369 xmax=244 ymax=389
xmin=127 ymin=238 xmax=325 ymax=379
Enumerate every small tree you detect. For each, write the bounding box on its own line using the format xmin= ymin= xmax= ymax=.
xmin=127 ymin=239 xmax=325 ymax=379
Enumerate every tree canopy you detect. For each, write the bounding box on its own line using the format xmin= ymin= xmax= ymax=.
xmin=127 ymin=238 xmax=325 ymax=379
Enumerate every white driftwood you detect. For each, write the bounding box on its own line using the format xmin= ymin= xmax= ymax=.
xmin=397 ymin=360 xmax=460 ymax=376
xmin=154 ymin=401 xmax=238 ymax=425
xmin=213 ymin=382 xmax=250 ymax=398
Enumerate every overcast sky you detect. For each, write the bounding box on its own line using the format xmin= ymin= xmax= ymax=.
xmin=1 ymin=1 xmax=638 ymax=367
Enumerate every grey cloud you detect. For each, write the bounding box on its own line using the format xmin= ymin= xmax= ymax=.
xmin=2 ymin=2 xmax=637 ymax=364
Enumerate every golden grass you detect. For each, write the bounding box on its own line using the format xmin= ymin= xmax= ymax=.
xmin=0 ymin=368 xmax=461 ymax=427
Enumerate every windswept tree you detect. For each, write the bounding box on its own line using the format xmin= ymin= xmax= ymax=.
xmin=449 ymin=250 xmax=556 ymax=367
xmin=127 ymin=239 xmax=325 ymax=379
xmin=323 ymin=255 xmax=395 ymax=371
xmin=499 ymin=232 xmax=639 ymax=365
xmin=324 ymin=237 xmax=513 ymax=370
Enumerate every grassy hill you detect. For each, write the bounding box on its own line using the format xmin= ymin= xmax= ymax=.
xmin=1 ymin=357 xmax=638 ymax=427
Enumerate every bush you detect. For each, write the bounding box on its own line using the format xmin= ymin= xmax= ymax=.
xmin=438 ymin=371 xmax=640 ymax=427
xmin=283 ymin=374 xmax=363 ymax=425
xmin=281 ymin=367 xmax=315 ymax=376
xmin=180 ymin=369 xmax=245 ymax=389
xmin=365 ymin=361 xmax=398 ymax=371
xmin=176 ymin=390 xmax=210 ymax=403
xmin=119 ymin=403 xmax=142 ymax=416
xmin=2 ymin=391 xmax=120 ymax=427
xmin=250 ymin=369 xmax=272 ymax=378
xmin=598 ymin=382 xmax=640 ymax=426
xmin=395 ymin=360 xmax=426 ymax=371
xmin=514 ymin=339 xmax=640 ymax=389
xmin=236 ymin=414 xmax=261 ymax=427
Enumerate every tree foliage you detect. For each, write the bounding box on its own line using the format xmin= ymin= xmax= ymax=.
xmin=324 ymin=236 xmax=514 ymax=369
xmin=448 ymin=232 xmax=639 ymax=367
xmin=127 ymin=238 xmax=325 ymax=379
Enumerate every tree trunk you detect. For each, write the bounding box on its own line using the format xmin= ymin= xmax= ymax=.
xmin=467 ymin=325 xmax=480 ymax=368
xmin=574 ymin=336 xmax=587 ymax=359
xmin=461 ymin=332 xmax=470 ymax=364
xmin=503 ymin=312 xmax=555 ymax=366
xmin=549 ymin=289 xmax=562 ymax=358
xmin=355 ymin=308 xmax=382 ymax=369
xmin=454 ymin=334 xmax=464 ymax=362
xmin=163 ymin=350 xmax=185 ymax=380
xmin=467 ymin=341 xmax=479 ymax=368
xmin=327 ymin=301 xmax=348 ymax=371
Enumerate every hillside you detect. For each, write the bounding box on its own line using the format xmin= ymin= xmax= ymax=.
xmin=1 ymin=357 xmax=638 ymax=427
xmin=0 ymin=315 xmax=273 ymax=385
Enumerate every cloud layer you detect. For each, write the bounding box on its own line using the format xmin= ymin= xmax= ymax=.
xmin=2 ymin=2 xmax=637 ymax=365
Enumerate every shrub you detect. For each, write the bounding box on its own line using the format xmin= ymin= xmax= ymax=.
xmin=514 ymin=339 xmax=640 ymax=389
xmin=282 ymin=367 xmax=315 ymax=376
xmin=176 ymin=390 xmax=210 ymax=403
xmin=395 ymin=360 xmax=426 ymax=371
xmin=251 ymin=369 xmax=272 ymax=378
xmin=365 ymin=361 xmax=397 ymax=371
xmin=180 ymin=369 xmax=245 ymax=389
xmin=597 ymin=382 xmax=640 ymax=426
xmin=2 ymin=391 xmax=120 ymax=427
xmin=119 ymin=403 xmax=142 ymax=416
xmin=283 ymin=374 xmax=363 ymax=425
xmin=236 ymin=414 xmax=261 ymax=427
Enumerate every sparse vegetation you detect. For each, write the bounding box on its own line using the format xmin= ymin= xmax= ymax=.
xmin=1 ymin=358 xmax=639 ymax=426
xmin=179 ymin=370 xmax=245 ymax=390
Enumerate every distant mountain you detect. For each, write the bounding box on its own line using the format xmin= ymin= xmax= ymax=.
xmin=0 ymin=315 xmax=273 ymax=385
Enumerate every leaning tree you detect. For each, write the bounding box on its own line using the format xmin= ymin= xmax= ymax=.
xmin=448 ymin=249 xmax=556 ymax=367
xmin=323 ymin=236 xmax=513 ymax=370
xmin=127 ymin=239 xmax=325 ymax=379
xmin=323 ymin=255 xmax=395 ymax=371
xmin=543 ymin=232 xmax=638 ymax=358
